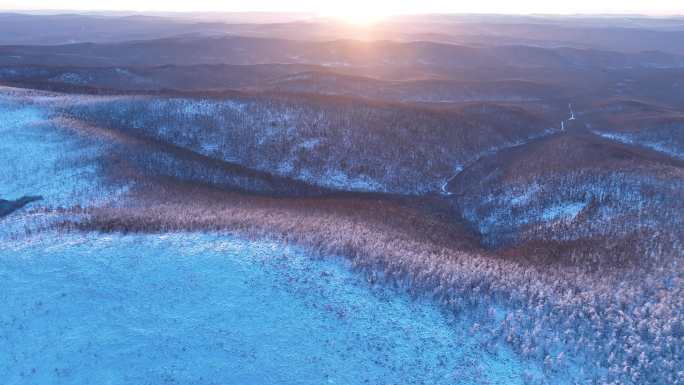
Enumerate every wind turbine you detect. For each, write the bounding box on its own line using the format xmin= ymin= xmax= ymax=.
xmin=569 ymin=103 xmax=576 ymax=121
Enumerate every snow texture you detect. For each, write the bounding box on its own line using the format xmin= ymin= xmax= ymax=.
xmin=0 ymin=232 xmax=537 ymax=385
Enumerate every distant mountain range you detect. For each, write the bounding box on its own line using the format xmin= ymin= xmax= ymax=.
xmin=1 ymin=12 xmax=684 ymax=54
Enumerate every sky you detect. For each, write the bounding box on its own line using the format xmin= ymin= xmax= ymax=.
xmin=1 ymin=0 xmax=683 ymax=19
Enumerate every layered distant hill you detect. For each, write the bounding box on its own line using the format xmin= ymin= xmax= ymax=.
xmin=1 ymin=35 xmax=682 ymax=69
xmin=2 ymin=12 xmax=684 ymax=54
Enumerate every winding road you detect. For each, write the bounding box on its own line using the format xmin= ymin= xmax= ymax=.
xmin=440 ymin=102 xmax=579 ymax=196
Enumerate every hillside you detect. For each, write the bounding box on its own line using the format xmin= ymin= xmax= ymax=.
xmin=56 ymin=92 xmax=556 ymax=194
xmin=449 ymin=131 xmax=684 ymax=263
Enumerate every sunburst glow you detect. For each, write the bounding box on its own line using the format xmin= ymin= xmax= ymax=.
xmin=318 ymin=3 xmax=393 ymax=25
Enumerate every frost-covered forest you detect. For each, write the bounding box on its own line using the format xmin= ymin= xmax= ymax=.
xmin=58 ymin=94 xmax=554 ymax=194
xmin=1 ymin=11 xmax=683 ymax=385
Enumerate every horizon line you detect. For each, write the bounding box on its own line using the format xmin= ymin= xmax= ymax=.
xmin=1 ymin=9 xmax=683 ymax=18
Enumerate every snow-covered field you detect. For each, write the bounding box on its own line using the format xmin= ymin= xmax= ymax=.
xmin=0 ymin=95 xmax=130 ymax=238
xmin=0 ymin=98 xmax=124 ymax=210
xmin=0 ymin=232 xmax=536 ymax=385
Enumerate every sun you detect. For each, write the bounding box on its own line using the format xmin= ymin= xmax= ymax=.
xmin=319 ymin=2 xmax=391 ymax=25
